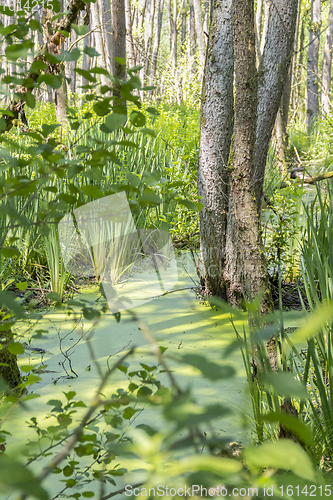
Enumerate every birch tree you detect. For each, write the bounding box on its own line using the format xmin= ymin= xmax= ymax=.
xmin=192 ymin=0 xmax=206 ymax=70
xmin=322 ymin=0 xmax=333 ymax=115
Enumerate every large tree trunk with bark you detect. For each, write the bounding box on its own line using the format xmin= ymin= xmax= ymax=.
xmin=307 ymin=0 xmax=321 ymax=131
xmin=321 ymin=0 xmax=333 ymax=115
xmin=253 ymin=0 xmax=298 ymax=213
xmin=198 ymin=0 xmax=234 ymax=299
xmin=199 ymin=0 xmax=297 ymax=309
xmin=224 ymin=0 xmax=263 ymax=306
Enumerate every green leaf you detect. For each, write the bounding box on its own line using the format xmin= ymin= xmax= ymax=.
xmin=75 ymin=68 xmax=97 ymax=83
xmin=41 ymin=123 xmax=60 ymax=137
xmin=71 ymin=24 xmax=88 ymax=36
xmin=8 ymin=343 xmax=25 ymax=355
xmin=46 ymin=292 xmax=62 ymax=303
xmin=263 ymin=412 xmax=313 ymax=446
xmin=25 ymin=91 xmax=35 ymax=109
xmin=146 ymin=106 xmax=160 ymax=116
xmin=167 ymin=454 xmax=242 ymax=477
xmin=84 ymin=46 xmax=100 ymax=57
xmin=82 ymin=493 xmax=95 ymax=498
xmin=0 ymin=454 xmax=48 ymax=499
xmin=129 ymin=111 xmax=146 ymax=127
xmin=123 ymin=407 xmax=137 ymax=419
xmin=63 ymin=465 xmax=73 ymax=477
xmin=0 ymin=291 xmax=25 ymax=318
xmin=37 ymin=74 xmax=62 ymax=89
xmin=177 ymin=199 xmax=204 ymax=212
xmin=261 ymin=372 xmax=309 ymax=401
xmin=93 ymin=100 xmax=111 ymax=116
xmin=64 ymin=391 xmax=76 ymax=400
xmin=81 ymin=185 xmax=104 ymax=199
xmin=180 ymin=354 xmax=236 ymax=380
xmin=115 ymin=57 xmax=125 ymax=66
xmin=0 ymin=119 xmax=6 ymax=131
xmin=291 ymin=300 xmax=333 ymax=343
xmin=244 ymin=440 xmax=317 ymax=482
xmin=16 ymin=281 xmax=28 ymax=291
xmin=0 ymin=246 xmax=20 ymax=258
xmin=29 ymin=19 xmax=42 ymax=32
xmin=104 ymin=113 xmax=127 ymax=132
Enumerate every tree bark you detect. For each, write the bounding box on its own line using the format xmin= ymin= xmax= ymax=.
xmin=112 ymin=0 xmax=127 ymax=86
xmin=150 ymin=0 xmax=164 ymax=84
xmin=144 ymin=0 xmax=156 ymax=84
xmin=253 ymin=0 xmax=298 ymax=213
xmin=255 ymin=0 xmax=263 ymax=61
xmin=91 ymin=0 xmax=110 ymax=87
xmin=189 ymin=0 xmax=196 ymax=57
xmin=223 ymin=0 xmax=269 ymax=308
xmin=198 ymin=0 xmax=234 ymax=299
xmin=321 ymin=0 xmax=333 ymax=115
xmin=192 ymin=0 xmax=206 ymax=70
xmin=307 ymin=0 xmax=321 ymax=130
xmin=167 ymin=0 xmax=177 ymax=75
xmin=125 ymin=0 xmax=136 ymax=68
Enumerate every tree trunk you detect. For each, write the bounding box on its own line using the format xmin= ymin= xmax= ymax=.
xmin=91 ymin=0 xmax=110 ymax=87
xmin=203 ymin=1 xmax=209 ymax=34
xmin=112 ymin=0 xmax=127 ymax=85
xmin=150 ymin=0 xmax=165 ymax=84
xmin=253 ymin=0 xmax=298 ymax=213
xmin=295 ymin=19 xmax=304 ymax=108
xmin=223 ymin=0 xmax=269 ymax=309
xmin=199 ymin=0 xmax=297 ymax=308
xmin=0 ymin=331 xmax=21 ymax=390
xmin=125 ymin=0 xmax=136 ymax=68
xmin=193 ymin=0 xmax=206 ymax=70
xmin=102 ymin=0 xmax=113 ymax=74
xmin=144 ymin=0 xmax=156 ymax=84
xmin=181 ymin=7 xmax=187 ymax=53
xmin=198 ymin=0 xmax=234 ymax=299
xmin=255 ymin=0 xmax=263 ymax=60
xmin=189 ymin=0 xmax=196 ymax=57
xmin=167 ymin=0 xmax=177 ymax=76
xmin=321 ymin=0 xmax=333 ymax=115
xmin=307 ymin=0 xmax=321 ymax=131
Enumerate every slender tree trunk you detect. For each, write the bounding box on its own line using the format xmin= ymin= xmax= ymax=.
xmin=295 ymin=19 xmax=304 ymax=108
xmin=103 ymin=0 xmax=113 ymax=74
xmin=307 ymin=0 xmax=321 ymax=131
xmin=253 ymin=0 xmax=298 ymax=213
xmin=144 ymin=0 xmax=155 ymax=84
xmin=150 ymin=0 xmax=165 ymax=83
xmin=203 ymin=1 xmax=209 ymax=34
xmin=255 ymin=0 xmax=263 ymax=60
xmin=321 ymin=0 xmax=333 ymax=115
xmin=125 ymin=0 xmax=136 ymax=68
xmin=91 ymin=0 xmax=110 ymax=87
xmin=181 ymin=8 xmax=187 ymax=53
xmin=193 ymin=0 xmax=206 ymax=70
xmin=224 ymin=0 xmax=268 ymax=308
xmin=198 ymin=0 xmax=234 ymax=299
xmin=260 ymin=0 xmax=269 ymax=56
xmin=189 ymin=0 xmax=196 ymax=57
xmin=112 ymin=0 xmax=127 ymax=84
